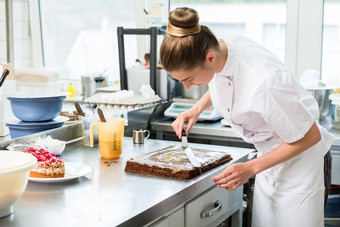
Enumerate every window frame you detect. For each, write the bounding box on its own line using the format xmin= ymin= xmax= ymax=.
xmin=30 ymin=0 xmax=325 ymax=81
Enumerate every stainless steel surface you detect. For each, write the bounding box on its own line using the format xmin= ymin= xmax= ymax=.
xmin=81 ymin=76 xmax=97 ymax=99
xmin=184 ymin=147 xmax=202 ymax=168
xmin=200 ymin=201 xmax=222 ymax=218
xmin=132 ymin=129 xmax=150 ymax=144
xmin=0 ymin=137 xmax=253 ymax=227
xmin=0 ymin=122 xmax=83 ymax=149
xmin=5 ymin=0 xmax=14 ymax=63
xmin=182 ymin=85 xmax=208 ymax=100
xmin=151 ymin=118 xmax=244 ymax=143
xmin=309 ymin=89 xmax=333 ymax=120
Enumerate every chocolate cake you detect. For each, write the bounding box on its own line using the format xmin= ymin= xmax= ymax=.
xmin=125 ymin=145 xmax=232 ymax=179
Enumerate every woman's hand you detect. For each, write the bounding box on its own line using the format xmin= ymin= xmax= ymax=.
xmin=172 ymin=107 xmax=200 ymax=138
xmin=212 ymin=162 xmax=254 ymax=191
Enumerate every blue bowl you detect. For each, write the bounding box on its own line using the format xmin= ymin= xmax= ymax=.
xmin=6 ymin=116 xmax=67 ymax=138
xmin=8 ymin=95 xmax=66 ymax=122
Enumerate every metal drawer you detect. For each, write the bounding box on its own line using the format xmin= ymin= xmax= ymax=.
xmin=331 ymin=149 xmax=340 ymax=185
xmin=185 ymin=186 xmax=243 ymax=227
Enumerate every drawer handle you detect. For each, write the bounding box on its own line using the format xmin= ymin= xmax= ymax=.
xmin=200 ymin=201 xmax=222 ymax=218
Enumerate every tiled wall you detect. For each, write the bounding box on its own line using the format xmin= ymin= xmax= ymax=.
xmin=0 ymin=0 xmax=32 ymax=68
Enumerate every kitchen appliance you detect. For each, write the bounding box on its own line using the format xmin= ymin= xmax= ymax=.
xmin=0 ymin=151 xmax=37 ymax=218
xmin=165 ymin=101 xmax=222 ymax=121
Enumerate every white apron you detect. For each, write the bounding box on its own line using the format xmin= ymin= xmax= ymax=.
xmin=251 ymin=136 xmax=326 ymax=227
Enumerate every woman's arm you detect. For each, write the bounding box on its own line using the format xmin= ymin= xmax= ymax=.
xmin=172 ymin=90 xmax=212 ymax=138
xmin=212 ymin=122 xmax=321 ymax=190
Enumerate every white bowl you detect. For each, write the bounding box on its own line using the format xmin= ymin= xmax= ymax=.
xmin=0 ymin=151 xmax=37 ymax=218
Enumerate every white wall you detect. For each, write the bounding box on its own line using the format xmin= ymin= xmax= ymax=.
xmin=0 ymin=0 xmax=33 ymax=68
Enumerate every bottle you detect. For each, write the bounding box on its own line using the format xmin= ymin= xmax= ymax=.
xmin=67 ymin=83 xmax=75 ymax=97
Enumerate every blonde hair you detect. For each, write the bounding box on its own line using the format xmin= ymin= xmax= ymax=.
xmin=160 ymin=7 xmax=219 ymax=72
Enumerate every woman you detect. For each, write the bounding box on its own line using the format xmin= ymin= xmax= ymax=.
xmin=160 ymin=7 xmax=334 ymax=227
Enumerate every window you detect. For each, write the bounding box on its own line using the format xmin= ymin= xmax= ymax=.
xmin=171 ymin=0 xmax=286 ymax=63
xmin=39 ymin=0 xmax=137 ymax=81
xmin=322 ymin=0 xmax=340 ymax=84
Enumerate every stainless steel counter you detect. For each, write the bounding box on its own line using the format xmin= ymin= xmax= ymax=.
xmin=0 ymin=137 xmax=253 ymax=227
xmin=152 ymin=118 xmax=340 ymax=148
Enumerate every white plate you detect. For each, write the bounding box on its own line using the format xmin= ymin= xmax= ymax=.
xmin=29 ymin=162 xmax=92 ymax=183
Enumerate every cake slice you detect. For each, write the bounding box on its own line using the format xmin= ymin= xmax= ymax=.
xmin=125 ymin=145 xmax=232 ymax=179
xmin=23 ymin=147 xmax=65 ymax=178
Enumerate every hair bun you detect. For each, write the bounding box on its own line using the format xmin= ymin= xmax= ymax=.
xmin=169 ymin=7 xmax=199 ymax=28
xmin=167 ymin=7 xmax=201 ymax=37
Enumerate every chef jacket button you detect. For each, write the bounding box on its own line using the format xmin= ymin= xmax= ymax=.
xmin=228 ymin=82 xmax=231 ymax=86
xmin=227 ymin=108 xmax=230 ymax=112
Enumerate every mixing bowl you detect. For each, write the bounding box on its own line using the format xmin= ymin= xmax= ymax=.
xmin=0 ymin=151 xmax=37 ymax=218
xmin=308 ymin=88 xmax=334 ymax=120
xmin=7 ymin=92 xmax=68 ymax=122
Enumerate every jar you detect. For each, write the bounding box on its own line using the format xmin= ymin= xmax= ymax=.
xmin=329 ymin=94 xmax=340 ymax=129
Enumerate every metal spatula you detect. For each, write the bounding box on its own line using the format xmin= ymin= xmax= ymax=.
xmin=181 ymin=129 xmax=201 ymax=168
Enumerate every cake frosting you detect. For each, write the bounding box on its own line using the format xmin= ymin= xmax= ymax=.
xmin=125 ymin=145 xmax=232 ymax=179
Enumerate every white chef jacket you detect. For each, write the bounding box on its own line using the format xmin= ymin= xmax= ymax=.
xmin=209 ymin=33 xmax=334 ymax=151
xmin=209 ymin=33 xmax=334 ymax=227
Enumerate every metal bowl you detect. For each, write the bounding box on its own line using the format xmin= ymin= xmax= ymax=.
xmin=8 ymin=93 xmax=67 ymax=122
xmin=308 ymin=88 xmax=334 ymax=120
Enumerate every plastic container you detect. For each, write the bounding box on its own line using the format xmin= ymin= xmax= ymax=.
xmin=80 ymin=114 xmax=99 ymax=147
xmin=6 ymin=116 xmax=67 ymax=139
xmin=8 ymin=93 xmax=67 ymax=122
xmin=0 ymin=151 xmax=37 ymax=218
xmin=90 ymin=117 xmax=126 ymax=159
xmin=330 ymin=94 xmax=340 ymax=129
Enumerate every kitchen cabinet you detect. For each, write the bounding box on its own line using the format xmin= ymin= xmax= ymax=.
xmin=147 ymin=186 xmax=243 ymax=227
xmin=185 ymin=186 xmax=242 ymax=227
xmin=148 ymin=207 xmax=185 ymax=227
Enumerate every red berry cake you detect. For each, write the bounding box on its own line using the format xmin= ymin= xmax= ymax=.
xmin=23 ymin=147 xmax=65 ymax=178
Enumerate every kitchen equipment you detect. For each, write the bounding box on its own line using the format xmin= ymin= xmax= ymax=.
xmin=182 ymin=85 xmax=208 ymax=100
xmin=308 ymin=88 xmax=334 ymax=120
xmin=81 ymin=75 xmax=108 ymax=99
xmin=182 ymin=129 xmax=202 ymax=168
xmin=5 ymin=116 xmax=68 ymax=139
xmin=97 ymin=108 xmax=106 ymax=122
xmin=0 ymin=151 xmax=37 ymax=218
xmin=165 ymin=101 xmax=222 ymax=121
xmin=7 ymin=92 xmax=68 ymax=122
xmin=133 ymin=129 xmax=150 ymax=144
xmin=330 ymin=94 xmax=340 ymax=129
xmin=80 ymin=114 xmax=99 ymax=147
xmin=90 ymin=117 xmax=126 ymax=159
xmin=0 ymin=69 xmax=10 ymax=87
xmin=75 ymin=102 xmax=85 ymax=116
xmin=88 ymin=101 xmax=95 ymax=114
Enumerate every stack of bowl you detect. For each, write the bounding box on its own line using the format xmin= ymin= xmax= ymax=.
xmin=6 ymin=92 xmax=68 ymax=138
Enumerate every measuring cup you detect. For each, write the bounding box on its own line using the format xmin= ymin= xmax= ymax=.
xmin=90 ymin=117 xmax=126 ymax=159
